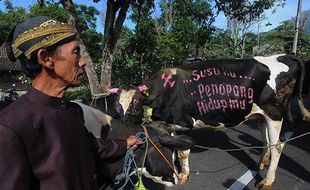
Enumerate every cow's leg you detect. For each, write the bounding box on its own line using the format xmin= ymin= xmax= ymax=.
xmin=256 ymin=117 xmax=284 ymax=190
xmin=257 ymin=117 xmax=270 ymax=171
xmin=177 ymin=149 xmax=190 ymax=184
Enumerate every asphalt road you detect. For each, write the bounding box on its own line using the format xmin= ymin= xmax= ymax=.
xmin=142 ymin=119 xmax=310 ymax=190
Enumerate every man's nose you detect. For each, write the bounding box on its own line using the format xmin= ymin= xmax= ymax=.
xmin=79 ymin=56 xmax=86 ymax=67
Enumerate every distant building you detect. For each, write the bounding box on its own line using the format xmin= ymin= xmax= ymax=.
xmin=0 ymin=43 xmax=29 ymax=91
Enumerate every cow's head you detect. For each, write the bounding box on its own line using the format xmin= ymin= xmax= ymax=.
xmin=137 ymin=121 xmax=194 ymax=186
xmin=103 ymin=120 xmax=194 ymax=188
xmin=106 ymin=86 xmax=148 ymax=124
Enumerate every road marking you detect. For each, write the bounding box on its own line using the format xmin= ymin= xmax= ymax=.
xmin=227 ymin=170 xmax=257 ymax=190
xmin=227 ymin=131 xmax=294 ymax=190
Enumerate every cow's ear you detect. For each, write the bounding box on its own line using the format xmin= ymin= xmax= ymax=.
xmin=158 ymin=135 xmax=194 ymax=151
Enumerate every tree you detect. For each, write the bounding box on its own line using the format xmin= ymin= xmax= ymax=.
xmin=217 ymin=0 xmax=285 ymax=58
xmin=255 ymin=21 xmax=293 ymax=55
xmin=225 ymin=14 xmax=260 ymax=58
xmin=29 ymin=2 xmax=68 ymax=21
xmin=129 ymin=0 xmax=156 ymax=81
xmin=157 ymin=0 xmax=215 ymax=65
xmin=100 ymin=0 xmax=132 ymax=92
xmin=0 ymin=0 xmax=27 ymax=44
xmin=214 ymin=0 xmax=286 ymax=21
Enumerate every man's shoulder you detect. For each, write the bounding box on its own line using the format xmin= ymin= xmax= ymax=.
xmin=0 ymin=96 xmax=37 ymax=131
xmin=0 ymin=96 xmax=28 ymax=115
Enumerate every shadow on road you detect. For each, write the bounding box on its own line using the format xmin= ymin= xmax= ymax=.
xmin=189 ymin=115 xmax=310 ymax=188
xmin=190 ymin=126 xmax=260 ymax=188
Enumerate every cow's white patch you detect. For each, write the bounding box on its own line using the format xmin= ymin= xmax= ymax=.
xmin=192 ymin=118 xmax=225 ymax=130
xmin=140 ymin=168 xmax=177 ymax=187
xmin=264 ymin=117 xmax=283 ymax=185
xmin=254 ymin=54 xmax=288 ymax=91
xmin=178 ymin=149 xmax=190 ymax=178
xmin=298 ymin=99 xmax=310 ymax=121
xmin=119 ymin=89 xmax=136 ymax=115
xmin=74 ymin=101 xmax=113 ymax=138
xmin=245 ymin=103 xmax=265 ymax=119
xmin=169 ymin=68 xmax=177 ymax=75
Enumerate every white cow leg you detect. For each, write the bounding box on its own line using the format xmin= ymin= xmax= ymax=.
xmin=256 ymin=118 xmax=284 ymax=190
xmin=177 ymin=149 xmax=190 ymax=184
xmin=257 ymin=117 xmax=270 ymax=171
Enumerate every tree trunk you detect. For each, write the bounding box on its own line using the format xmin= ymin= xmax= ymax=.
xmin=100 ymin=0 xmax=130 ymax=92
xmin=81 ymin=45 xmax=103 ymax=95
xmin=100 ymin=47 xmax=114 ymax=91
xmin=60 ymin=0 xmax=103 ymax=95
xmin=240 ymin=39 xmax=246 ymax=58
xmin=292 ymin=0 xmax=302 ymax=54
xmin=195 ymin=44 xmax=204 ymax=58
xmin=233 ymin=20 xmax=240 ymax=57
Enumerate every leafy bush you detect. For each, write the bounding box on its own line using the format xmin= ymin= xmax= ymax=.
xmin=65 ymin=86 xmax=91 ymax=101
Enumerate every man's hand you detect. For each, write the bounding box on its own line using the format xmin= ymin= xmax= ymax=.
xmin=126 ymin=135 xmax=142 ymax=149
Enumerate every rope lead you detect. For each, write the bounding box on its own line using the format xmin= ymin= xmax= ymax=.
xmin=115 ymin=132 xmax=149 ymax=190
xmin=194 ymin=131 xmax=310 ymax=152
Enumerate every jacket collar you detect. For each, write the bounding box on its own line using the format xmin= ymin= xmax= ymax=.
xmin=25 ymin=86 xmax=68 ymax=109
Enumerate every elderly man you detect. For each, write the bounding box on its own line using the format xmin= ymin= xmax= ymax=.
xmin=0 ymin=16 xmax=139 ymax=189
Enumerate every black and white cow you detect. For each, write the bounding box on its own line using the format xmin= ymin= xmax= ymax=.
xmin=107 ymin=54 xmax=310 ymax=190
xmin=74 ymin=102 xmax=194 ymax=189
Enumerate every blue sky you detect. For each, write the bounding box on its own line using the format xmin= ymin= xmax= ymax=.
xmin=1 ymin=0 xmax=309 ymax=33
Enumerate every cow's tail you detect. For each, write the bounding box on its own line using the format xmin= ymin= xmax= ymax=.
xmin=288 ymin=55 xmax=310 ymax=122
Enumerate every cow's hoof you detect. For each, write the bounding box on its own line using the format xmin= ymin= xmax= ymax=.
xmin=178 ymin=174 xmax=189 ymax=184
xmin=256 ymin=180 xmax=272 ymax=190
xmin=258 ymin=184 xmax=272 ymax=190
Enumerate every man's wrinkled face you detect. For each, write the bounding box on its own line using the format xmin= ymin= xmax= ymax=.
xmin=52 ymin=40 xmax=86 ymax=87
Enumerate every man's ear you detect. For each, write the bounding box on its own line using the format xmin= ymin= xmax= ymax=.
xmin=37 ymin=49 xmax=54 ymax=69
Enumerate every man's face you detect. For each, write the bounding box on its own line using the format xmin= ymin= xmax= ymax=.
xmin=51 ymin=40 xmax=86 ymax=87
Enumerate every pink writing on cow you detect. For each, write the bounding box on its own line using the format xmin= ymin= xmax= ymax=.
xmin=196 ymin=98 xmax=247 ymax=115
xmin=192 ymin=68 xmax=220 ymax=81
xmin=192 ymin=67 xmax=238 ymax=81
xmin=222 ymin=68 xmax=236 ymax=78
xmin=197 ymin=83 xmax=254 ymax=104
xmin=161 ymin=73 xmax=176 ymax=88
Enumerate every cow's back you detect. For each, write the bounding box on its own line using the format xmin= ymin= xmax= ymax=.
xmin=144 ymin=55 xmax=301 ymax=127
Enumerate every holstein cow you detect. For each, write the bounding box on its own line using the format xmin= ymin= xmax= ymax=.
xmin=74 ymin=102 xmax=194 ymax=189
xmin=108 ymin=54 xmax=310 ymax=190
